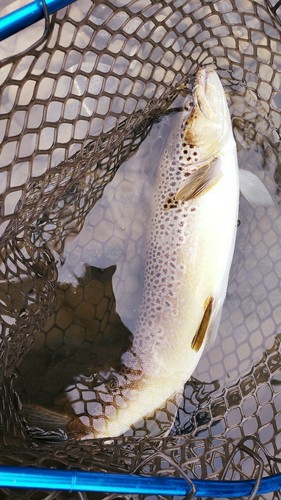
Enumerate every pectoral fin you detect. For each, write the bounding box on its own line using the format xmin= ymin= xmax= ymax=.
xmin=191 ymin=296 xmax=214 ymax=352
xmin=239 ymin=169 xmax=275 ymax=207
xmin=175 ymin=161 xmax=222 ymax=203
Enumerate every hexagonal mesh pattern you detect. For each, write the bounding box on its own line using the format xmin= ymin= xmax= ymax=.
xmin=0 ymin=0 xmax=280 ymax=498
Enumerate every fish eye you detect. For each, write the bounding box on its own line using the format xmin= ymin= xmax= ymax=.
xmin=184 ymin=100 xmax=194 ymax=111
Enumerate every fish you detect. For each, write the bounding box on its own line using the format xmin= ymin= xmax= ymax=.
xmin=64 ymin=66 xmax=241 ymax=440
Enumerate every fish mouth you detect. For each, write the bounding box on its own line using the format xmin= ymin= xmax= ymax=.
xmin=193 ymin=66 xmax=214 ymax=120
xmin=195 ymin=66 xmax=208 ymax=91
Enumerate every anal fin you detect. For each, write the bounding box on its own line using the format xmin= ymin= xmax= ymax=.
xmin=191 ymin=296 xmax=214 ymax=352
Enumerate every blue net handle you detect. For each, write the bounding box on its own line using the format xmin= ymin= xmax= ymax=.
xmin=0 ymin=466 xmax=280 ymax=497
xmin=0 ymin=0 xmax=76 ymax=41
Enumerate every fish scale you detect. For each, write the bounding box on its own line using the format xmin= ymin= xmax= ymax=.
xmin=65 ymin=67 xmax=240 ymax=440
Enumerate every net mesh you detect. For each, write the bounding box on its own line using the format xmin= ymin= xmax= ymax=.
xmin=0 ymin=0 xmax=280 ymax=497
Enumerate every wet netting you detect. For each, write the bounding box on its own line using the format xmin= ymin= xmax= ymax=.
xmin=0 ymin=0 xmax=281 ymax=498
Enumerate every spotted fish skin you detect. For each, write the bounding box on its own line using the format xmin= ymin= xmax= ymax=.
xmin=66 ymin=67 xmax=239 ymax=440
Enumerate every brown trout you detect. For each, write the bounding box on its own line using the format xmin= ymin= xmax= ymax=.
xmin=65 ymin=66 xmax=240 ymax=439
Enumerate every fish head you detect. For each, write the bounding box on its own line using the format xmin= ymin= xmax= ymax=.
xmin=183 ymin=66 xmax=234 ymax=165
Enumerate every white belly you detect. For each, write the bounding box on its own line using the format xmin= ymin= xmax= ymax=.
xmin=124 ymin=137 xmax=239 ymax=387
